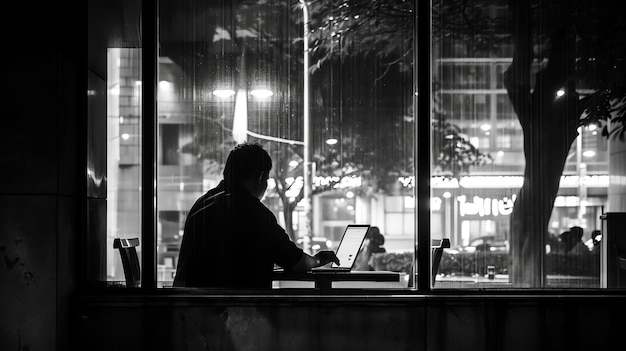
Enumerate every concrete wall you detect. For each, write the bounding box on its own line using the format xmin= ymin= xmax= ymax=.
xmin=0 ymin=3 xmax=84 ymax=350
xmin=0 ymin=53 xmax=82 ymax=350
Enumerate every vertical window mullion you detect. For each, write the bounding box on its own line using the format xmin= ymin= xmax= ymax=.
xmin=141 ymin=0 xmax=158 ymax=290
xmin=415 ymin=0 xmax=432 ymax=292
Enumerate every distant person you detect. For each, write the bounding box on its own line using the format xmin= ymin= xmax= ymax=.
xmin=368 ymin=226 xmax=387 ymax=255
xmin=558 ymin=226 xmax=589 ymax=255
xmin=590 ymin=229 xmax=602 ymax=252
xmin=173 ymin=142 xmax=338 ymax=288
xmin=354 ymin=226 xmax=387 ymax=271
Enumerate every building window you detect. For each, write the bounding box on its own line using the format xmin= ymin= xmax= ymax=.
xmin=384 ymin=196 xmax=414 ymax=237
xmin=93 ymin=0 xmax=625 ymax=292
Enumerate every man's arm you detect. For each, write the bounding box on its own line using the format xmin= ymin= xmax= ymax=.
xmin=286 ymin=250 xmax=339 ymax=272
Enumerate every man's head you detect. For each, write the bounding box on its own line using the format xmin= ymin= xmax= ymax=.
xmin=223 ymin=143 xmax=272 ymax=199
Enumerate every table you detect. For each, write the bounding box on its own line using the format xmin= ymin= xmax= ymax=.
xmin=272 ymin=270 xmax=403 ymax=290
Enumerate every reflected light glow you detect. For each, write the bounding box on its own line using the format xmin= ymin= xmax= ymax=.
xmin=110 ymin=84 xmax=120 ymax=96
xmin=326 ymin=138 xmax=338 ymax=145
xmin=158 ymin=80 xmax=172 ymax=89
xmin=556 ymin=89 xmax=565 ymax=98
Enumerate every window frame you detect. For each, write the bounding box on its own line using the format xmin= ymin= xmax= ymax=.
xmin=134 ymin=0 xmax=433 ymax=293
xmin=127 ymin=0 xmax=618 ymax=295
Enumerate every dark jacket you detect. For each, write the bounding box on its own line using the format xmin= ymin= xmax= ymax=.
xmin=173 ymin=181 xmax=302 ymax=288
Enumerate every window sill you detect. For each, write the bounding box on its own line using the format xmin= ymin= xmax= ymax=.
xmin=76 ymin=285 xmax=626 ymax=307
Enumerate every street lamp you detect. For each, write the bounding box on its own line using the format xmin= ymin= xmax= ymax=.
xmin=300 ymin=0 xmax=313 ymax=253
xmin=250 ymin=89 xmax=274 ymax=99
xmin=216 ymin=87 xmax=306 ymax=145
xmin=212 ymin=89 xmax=236 ymax=98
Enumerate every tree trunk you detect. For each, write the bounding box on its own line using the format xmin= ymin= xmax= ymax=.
xmin=278 ymin=187 xmax=296 ymax=241
xmin=269 ymin=144 xmax=303 ymax=242
xmin=505 ymin=1 xmax=580 ymax=287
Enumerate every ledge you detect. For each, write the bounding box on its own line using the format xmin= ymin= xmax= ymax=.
xmin=75 ymin=287 xmax=626 ymax=307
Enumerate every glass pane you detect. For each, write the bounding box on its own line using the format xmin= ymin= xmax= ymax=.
xmin=157 ymin=0 xmax=415 ymax=289
xmin=432 ymin=0 xmax=624 ymax=289
xmin=106 ymin=49 xmax=143 ymax=285
xmin=91 ymin=0 xmax=143 ymax=287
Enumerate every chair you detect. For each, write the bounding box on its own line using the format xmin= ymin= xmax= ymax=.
xmin=601 ymin=212 xmax=626 ymax=288
xmin=113 ymin=238 xmax=140 ymax=288
xmin=408 ymin=238 xmax=451 ymax=288
xmin=431 ymin=238 xmax=451 ymax=285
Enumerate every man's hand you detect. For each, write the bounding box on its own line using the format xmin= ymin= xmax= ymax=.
xmin=314 ymin=250 xmax=340 ymax=267
xmin=287 ymin=250 xmax=340 ymax=272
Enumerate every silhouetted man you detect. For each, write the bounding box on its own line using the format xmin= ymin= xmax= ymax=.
xmin=173 ymin=142 xmax=338 ymax=288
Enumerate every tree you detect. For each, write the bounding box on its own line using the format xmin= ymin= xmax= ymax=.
xmin=503 ymin=0 xmax=624 ymax=286
xmin=305 ymin=0 xmax=626 ymax=287
xmin=304 ymin=0 xmax=493 ymax=179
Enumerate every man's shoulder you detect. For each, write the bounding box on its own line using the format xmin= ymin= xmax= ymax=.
xmin=187 ymin=189 xmax=228 ymax=220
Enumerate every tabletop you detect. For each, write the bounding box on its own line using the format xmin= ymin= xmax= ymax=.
xmin=272 ymin=269 xmax=403 ymax=290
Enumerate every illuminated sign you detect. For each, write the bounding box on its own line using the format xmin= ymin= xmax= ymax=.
xmin=428 ymin=175 xmax=608 ymax=189
xmin=398 ymin=176 xmax=414 ymax=188
xmin=265 ymin=174 xmax=608 ymax=198
xmin=457 ymin=194 xmax=517 ymax=217
xmin=313 ymin=175 xmax=362 ymax=189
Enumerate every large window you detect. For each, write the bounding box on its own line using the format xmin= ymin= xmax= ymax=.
xmin=97 ymin=0 xmax=625 ymax=291
xmin=153 ymin=0 xmax=415 ymax=289
xmin=431 ymin=0 xmax=624 ymax=289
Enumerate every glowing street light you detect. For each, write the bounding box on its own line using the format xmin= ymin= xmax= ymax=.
xmin=250 ymin=89 xmax=274 ymax=99
xmin=212 ymin=89 xmax=236 ymax=98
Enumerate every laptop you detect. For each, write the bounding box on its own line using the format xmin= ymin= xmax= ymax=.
xmin=310 ymin=224 xmax=370 ymax=272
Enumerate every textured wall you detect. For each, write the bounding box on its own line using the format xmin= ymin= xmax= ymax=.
xmin=0 ymin=52 xmax=81 ymax=351
xmin=75 ymin=295 xmax=626 ymax=351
